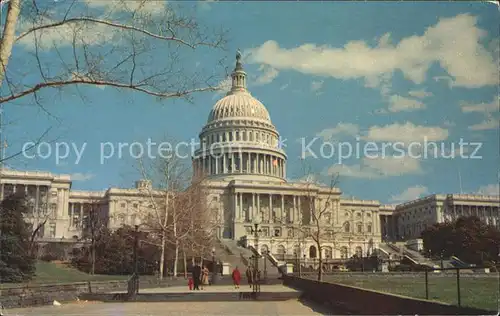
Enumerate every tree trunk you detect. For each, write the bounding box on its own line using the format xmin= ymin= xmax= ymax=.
xmin=173 ymin=237 xmax=179 ymax=278
xmin=317 ymin=242 xmax=323 ymax=282
xmin=0 ymin=0 xmax=21 ymax=86
xmin=173 ymin=207 xmax=178 ymax=278
xmin=159 ymin=230 xmax=166 ymax=280
xmin=91 ymin=237 xmax=96 ymax=275
xmin=183 ymin=248 xmax=187 ymax=279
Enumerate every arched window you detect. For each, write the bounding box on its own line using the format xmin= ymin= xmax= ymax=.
xmin=357 ymin=223 xmax=362 ymax=233
xmin=309 ymin=245 xmax=317 ymax=258
xmin=367 ymin=224 xmax=372 ymax=233
xmin=344 ymin=222 xmax=350 ymax=233
xmin=355 ymin=246 xmax=363 ymax=257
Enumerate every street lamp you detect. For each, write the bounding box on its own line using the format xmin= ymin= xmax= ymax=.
xmin=211 ymin=247 xmax=217 ymax=285
xmin=250 ymin=215 xmax=262 ymax=293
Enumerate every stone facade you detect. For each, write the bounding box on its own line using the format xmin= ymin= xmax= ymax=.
xmin=395 ymin=194 xmax=500 ymax=239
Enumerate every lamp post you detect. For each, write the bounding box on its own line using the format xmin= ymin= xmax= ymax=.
xmin=250 ymin=215 xmax=262 ymax=294
xmin=211 ymin=247 xmax=217 ymax=285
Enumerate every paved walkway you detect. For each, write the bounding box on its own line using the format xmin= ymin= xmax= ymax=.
xmin=3 ymin=300 xmax=327 ymax=315
xmin=110 ymin=284 xmax=298 ymax=294
xmin=3 ymin=285 xmax=330 ymax=315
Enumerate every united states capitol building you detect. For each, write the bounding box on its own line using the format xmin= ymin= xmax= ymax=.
xmin=1 ymin=54 xmax=498 ymax=260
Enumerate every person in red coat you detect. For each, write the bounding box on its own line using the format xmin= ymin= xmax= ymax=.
xmin=231 ymin=266 xmax=241 ymax=289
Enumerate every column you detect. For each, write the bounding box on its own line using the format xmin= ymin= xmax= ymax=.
xmin=208 ymin=156 xmax=212 ymax=175
xmin=283 ymin=161 xmax=287 ymax=179
xmin=309 ymin=197 xmax=313 ymax=225
xmin=215 ymin=157 xmax=219 ymax=174
xmin=0 ymin=184 xmax=4 ymax=200
xmin=234 ymin=193 xmax=238 ymax=220
xmin=13 ymin=184 xmax=16 ymax=193
xmin=35 ymin=186 xmax=40 ymax=214
xmin=223 ymin=154 xmax=227 ymax=173
xmin=202 ymin=157 xmax=206 ymax=175
xmin=257 ymin=194 xmax=260 ymax=220
xmin=269 ymin=194 xmax=273 ymax=223
xmin=231 ymin=153 xmax=235 ymax=173
xmin=252 ymin=193 xmax=256 ymax=220
xmin=298 ymin=196 xmax=301 ymax=225
xmin=239 ymin=152 xmax=243 ymax=173
xmin=79 ymin=203 xmax=83 ymax=228
xmin=281 ymin=194 xmax=285 ymax=223
xmin=239 ymin=193 xmax=243 ymax=221
xmin=292 ymin=195 xmax=296 ymax=223
xmin=70 ymin=203 xmax=74 ymax=227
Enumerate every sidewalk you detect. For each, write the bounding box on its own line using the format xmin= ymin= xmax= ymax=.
xmin=109 ymin=284 xmax=298 ymax=294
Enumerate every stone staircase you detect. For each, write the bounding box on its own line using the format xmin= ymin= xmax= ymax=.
xmin=217 ymin=239 xmax=253 ymax=269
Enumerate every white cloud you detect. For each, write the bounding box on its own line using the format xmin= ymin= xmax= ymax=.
xmin=70 ymin=173 xmax=95 ymax=181
xmin=390 ymin=185 xmax=429 ymax=202
xmin=254 ymin=65 xmax=279 ymax=85
xmin=327 ymin=156 xmax=422 ymax=179
xmin=408 ymin=89 xmax=433 ymax=99
xmin=246 ymin=14 xmax=498 ymax=89
xmin=279 ymin=83 xmax=289 ymax=91
xmin=475 ymin=184 xmax=499 ymax=196
xmin=362 ymin=122 xmax=449 ymax=143
xmin=468 ymin=118 xmax=500 ymax=131
xmin=388 ymin=95 xmax=426 ymax=112
xmin=316 ymin=123 xmax=359 ymax=141
xmin=212 ymin=76 xmax=232 ymax=99
xmin=461 ymin=96 xmax=499 ymax=113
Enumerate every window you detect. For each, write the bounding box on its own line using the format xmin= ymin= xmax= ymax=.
xmin=287 ymin=228 xmax=294 ymax=237
xmin=357 ymin=223 xmax=362 ymax=233
xmin=274 ymin=228 xmax=281 ymax=237
xmin=121 ymin=203 xmax=126 ymax=208
xmin=367 ymin=224 xmax=372 ymax=233
xmin=49 ymin=224 xmax=56 ymax=238
xmin=133 ymin=203 xmax=138 ymax=208
xmin=236 ymin=131 xmax=240 ymax=140
xmin=344 ymin=222 xmax=350 ymax=233
xmin=324 ymin=213 xmax=331 ymax=224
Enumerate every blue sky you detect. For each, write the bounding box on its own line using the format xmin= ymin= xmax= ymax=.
xmin=2 ymin=1 xmax=499 ymax=203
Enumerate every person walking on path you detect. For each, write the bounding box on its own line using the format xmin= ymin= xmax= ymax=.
xmin=201 ymin=266 xmax=209 ymax=289
xmin=246 ymin=266 xmax=253 ymax=288
xmin=192 ymin=263 xmax=202 ymax=291
xmin=232 ymin=266 xmax=241 ymax=289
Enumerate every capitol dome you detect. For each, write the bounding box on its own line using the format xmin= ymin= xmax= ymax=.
xmin=208 ymin=92 xmax=271 ymax=123
xmin=193 ymin=50 xmax=287 ymax=183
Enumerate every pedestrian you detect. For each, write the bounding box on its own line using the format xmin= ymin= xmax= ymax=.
xmin=188 ymin=276 xmax=193 ymax=291
xmin=246 ymin=266 xmax=253 ymax=288
xmin=192 ymin=263 xmax=202 ymax=291
xmin=232 ymin=266 xmax=241 ymax=289
xmin=201 ymin=265 xmax=209 ymax=289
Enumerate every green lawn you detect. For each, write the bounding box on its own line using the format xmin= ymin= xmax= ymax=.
xmin=1 ymin=261 xmax=128 ymax=288
xmin=315 ymin=273 xmax=499 ymax=312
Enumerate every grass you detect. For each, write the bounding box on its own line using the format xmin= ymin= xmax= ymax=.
xmin=313 ymin=272 xmax=499 ymax=312
xmin=1 ymin=261 xmax=129 ymax=288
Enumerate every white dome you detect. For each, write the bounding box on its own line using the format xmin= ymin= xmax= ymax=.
xmin=208 ymin=91 xmax=271 ymax=123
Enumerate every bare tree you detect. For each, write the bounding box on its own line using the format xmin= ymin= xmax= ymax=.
xmin=135 ymin=153 xmax=215 ymax=279
xmin=293 ymin=161 xmax=340 ymax=282
xmin=0 ymin=0 xmax=227 ymax=164
xmin=81 ymin=200 xmax=107 ymax=275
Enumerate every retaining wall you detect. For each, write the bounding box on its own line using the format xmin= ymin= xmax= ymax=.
xmin=283 ymin=275 xmax=494 ymax=315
